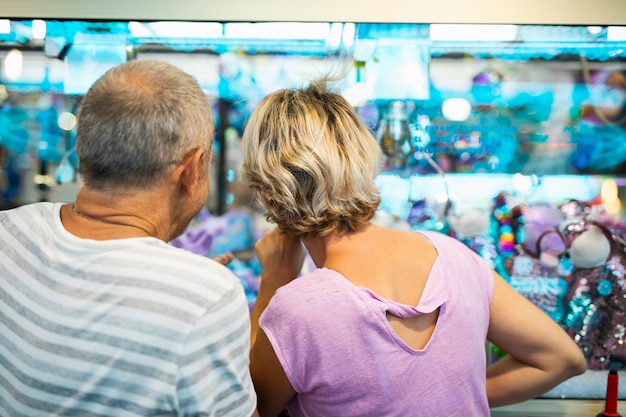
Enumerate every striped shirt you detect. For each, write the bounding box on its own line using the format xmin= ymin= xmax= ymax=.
xmin=0 ymin=202 xmax=256 ymax=417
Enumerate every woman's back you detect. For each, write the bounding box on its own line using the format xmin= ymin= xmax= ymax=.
xmin=324 ymin=226 xmax=440 ymax=351
xmin=259 ymin=230 xmax=494 ymax=417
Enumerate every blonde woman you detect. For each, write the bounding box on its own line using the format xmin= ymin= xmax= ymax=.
xmin=240 ymin=79 xmax=586 ymax=417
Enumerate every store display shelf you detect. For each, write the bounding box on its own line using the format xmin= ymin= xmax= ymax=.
xmin=491 ymin=399 xmax=626 ymax=416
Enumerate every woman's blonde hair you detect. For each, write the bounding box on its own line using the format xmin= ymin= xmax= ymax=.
xmin=240 ymin=78 xmax=382 ymax=238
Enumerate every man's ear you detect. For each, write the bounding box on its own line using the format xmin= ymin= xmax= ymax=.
xmin=175 ymin=148 xmax=205 ymax=194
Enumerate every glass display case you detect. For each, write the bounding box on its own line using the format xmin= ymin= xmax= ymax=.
xmin=2 ymin=1 xmax=626 ymax=413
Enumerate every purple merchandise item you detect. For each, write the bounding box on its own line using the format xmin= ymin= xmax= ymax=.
xmin=504 ymin=203 xmax=569 ymax=322
xmin=171 ymin=207 xmax=223 ymax=255
xmin=561 ymin=220 xmax=626 ymax=369
xmin=171 ymin=207 xmax=255 ymax=257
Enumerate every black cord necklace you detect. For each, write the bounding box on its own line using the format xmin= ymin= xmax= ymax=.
xmin=71 ymin=203 xmax=153 ymax=236
xmin=72 ymin=203 xmax=117 ymax=225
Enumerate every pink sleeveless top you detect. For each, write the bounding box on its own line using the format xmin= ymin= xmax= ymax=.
xmin=259 ymin=231 xmax=495 ymax=417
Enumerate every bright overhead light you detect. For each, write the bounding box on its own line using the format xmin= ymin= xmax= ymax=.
xmin=442 ymin=98 xmax=471 ymax=121
xmin=3 ymin=48 xmax=23 ymax=81
xmin=0 ymin=19 xmax=10 ymax=35
xmin=607 ymin=26 xmax=626 ymax=41
xmin=587 ymin=26 xmax=603 ymax=35
xmin=342 ymin=23 xmax=355 ymax=48
xmin=512 ymin=173 xmax=539 ymax=193
xmin=134 ymin=21 xmax=223 ymax=38
xmin=329 ymin=23 xmax=343 ymax=49
xmin=58 ymin=112 xmax=77 ymax=131
xmin=224 ymin=22 xmax=330 ymax=40
xmin=128 ymin=21 xmax=152 ymax=37
xmin=430 ymin=24 xmax=518 ymax=41
xmin=31 ymin=19 xmax=46 ymax=39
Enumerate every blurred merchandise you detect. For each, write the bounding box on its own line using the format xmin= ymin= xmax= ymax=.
xmin=2 ymin=17 xmax=626 ymax=401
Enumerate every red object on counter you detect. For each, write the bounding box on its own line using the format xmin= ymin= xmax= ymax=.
xmin=597 ymin=370 xmax=622 ymax=417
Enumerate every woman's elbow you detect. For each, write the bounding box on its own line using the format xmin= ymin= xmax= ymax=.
xmin=571 ymin=352 xmax=587 ymax=377
xmin=560 ymin=345 xmax=587 ymax=379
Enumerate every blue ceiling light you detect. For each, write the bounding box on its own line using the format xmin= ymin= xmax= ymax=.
xmin=127 ymin=21 xmax=344 ymax=55
xmin=428 ymin=25 xmax=626 ymax=61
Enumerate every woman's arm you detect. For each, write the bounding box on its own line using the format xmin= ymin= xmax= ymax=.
xmin=486 ymin=271 xmax=587 ymax=408
xmin=249 ymin=228 xmax=305 ymax=416
xmin=250 ymin=329 xmax=297 ymax=416
xmin=250 ymin=227 xmax=305 ymax=343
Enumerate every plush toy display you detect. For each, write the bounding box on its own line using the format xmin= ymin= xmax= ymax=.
xmin=484 ymin=192 xmax=626 ymax=369
xmin=448 ymin=206 xmax=500 ymax=271
xmin=502 ymin=202 xmax=570 ymax=322
xmin=560 ymin=219 xmax=626 ymax=370
xmin=567 ymin=223 xmax=612 ymax=269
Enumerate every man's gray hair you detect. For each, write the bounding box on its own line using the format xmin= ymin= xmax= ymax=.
xmin=76 ymin=60 xmax=214 ymax=191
